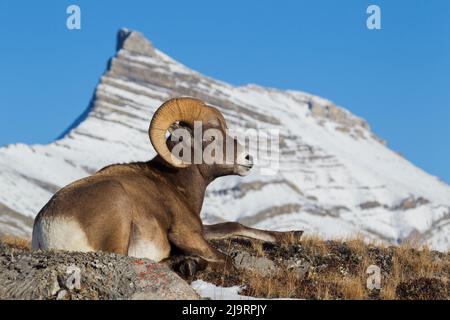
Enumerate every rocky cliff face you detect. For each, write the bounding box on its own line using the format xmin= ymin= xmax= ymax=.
xmin=0 ymin=29 xmax=449 ymax=250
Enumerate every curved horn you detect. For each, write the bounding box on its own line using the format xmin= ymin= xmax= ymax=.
xmin=149 ymin=97 xmax=216 ymax=168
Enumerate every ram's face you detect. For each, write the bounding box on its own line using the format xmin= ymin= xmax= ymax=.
xmin=167 ymin=118 xmax=254 ymax=177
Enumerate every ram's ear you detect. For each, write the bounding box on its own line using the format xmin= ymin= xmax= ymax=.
xmin=168 ymin=121 xmax=193 ymax=137
xmin=166 ymin=122 xmax=194 ymax=162
xmin=168 ymin=122 xmax=182 ymax=135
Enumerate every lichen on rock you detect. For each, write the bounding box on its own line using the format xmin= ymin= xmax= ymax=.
xmin=0 ymin=241 xmax=199 ymax=300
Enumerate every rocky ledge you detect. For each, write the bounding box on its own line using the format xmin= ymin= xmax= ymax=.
xmin=1 ymin=236 xmax=448 ymax=300
xmin=0 ymin=241 xmax=198 ymax=300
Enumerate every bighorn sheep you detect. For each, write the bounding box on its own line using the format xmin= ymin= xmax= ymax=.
xmin=32 ymin=97 xmax=302 ymax=274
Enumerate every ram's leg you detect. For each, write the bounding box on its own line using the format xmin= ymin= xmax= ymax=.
xmin=168 ymin=228 xmax=234 ymax=277
xmin=203 ymin=222 xmax=303 ymax=244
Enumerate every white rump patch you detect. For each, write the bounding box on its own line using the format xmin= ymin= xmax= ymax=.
xmin=32 ymin=215 xmax=94 ymax=252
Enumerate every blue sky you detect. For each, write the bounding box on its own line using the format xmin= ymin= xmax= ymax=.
xmin=0 ymin=1 xmax=449 ymax=183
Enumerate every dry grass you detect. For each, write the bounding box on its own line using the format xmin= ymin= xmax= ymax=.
xmin=379 ymin=244 xmax=449 ymax=299
xmin=1 ymin=233 xmax=448 ymax=299
xmin=1 ymin=234 xmax=31 ymax=250
xmin=250 ymin=239 xmax=265 ymax=257
xmin=201 ymin=235 xmax=449 ymax=300
xmin=298 ymin=234 xmax=329 ymax=256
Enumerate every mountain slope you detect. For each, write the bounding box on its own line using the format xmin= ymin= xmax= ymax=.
xmin=0 ymin=29 xmax=449 ymax=250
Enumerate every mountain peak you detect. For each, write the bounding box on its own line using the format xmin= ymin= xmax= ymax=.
xmin=116 ymin=28 xmax=155 ymax=56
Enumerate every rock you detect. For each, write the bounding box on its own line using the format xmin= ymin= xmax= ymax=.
xmin=393 ymin=196 xmax=430 ymax=211
xmin=285 ymin=259 xmax=311 ymax=279
xmin=131 ymin=259 xmax=199 ymax=300
xmin=0 ymin=243 xmax=198 ymax=300
xmin=308 ymin=100 xmax=370 ymax=130
xmin=116 ymin=28 xmax=155 ymax=56
xmin=359 ymin=201 xmax=382 ymax=210
xmin=233 ymin=252 xmax=277 ymax=276
xmin=205 ymin=239 xmax=311 ymax=279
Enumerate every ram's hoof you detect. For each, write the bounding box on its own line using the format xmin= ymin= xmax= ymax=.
xmin=178 ymin=258 xmax=198 ymax=278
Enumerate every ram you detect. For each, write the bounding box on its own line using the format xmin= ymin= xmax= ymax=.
xmin=32 ymin=97 xmax=302 ymax=274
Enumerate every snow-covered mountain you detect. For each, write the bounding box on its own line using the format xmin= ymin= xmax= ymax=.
xmin=1 ymin=29 xmax=449 ymax=250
